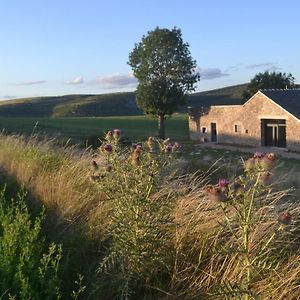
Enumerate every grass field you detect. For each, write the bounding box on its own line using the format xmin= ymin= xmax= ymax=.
xmin=0 ymin=114 xmax=189 ymax=145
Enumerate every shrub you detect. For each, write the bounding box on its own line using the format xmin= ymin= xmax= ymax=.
xmin=0 ymin=187 xmax=63 ymax=299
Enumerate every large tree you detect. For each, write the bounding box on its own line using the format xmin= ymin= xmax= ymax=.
xmin=128 ymin=27 xmax=200 ymax=138
xmin=243 ymin=71 xmax=295 ymax=100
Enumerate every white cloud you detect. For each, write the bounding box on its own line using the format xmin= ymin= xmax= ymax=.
xmin=198 ymin=68 xmax=230 ymax=80
xmin=14 ymin=80 xmax=47 ymax=86
xmin=95 ymin=73 xmax=137 ymax=89
xmin=245 ymin=62 xmax=281 ymax=72
xmin=65 ymin=76 xmax=84 ymax=85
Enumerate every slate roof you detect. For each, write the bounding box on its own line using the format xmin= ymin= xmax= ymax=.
xmin=260 ymin=89 xmax=300 ymax=120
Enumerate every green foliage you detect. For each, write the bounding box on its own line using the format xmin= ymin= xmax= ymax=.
xmin=128 ymin=27 xmax=199 ymax=137
xmin=0 ymin=187 xmax=63 ymax=299
xmin=243 ymin=71 xmax=295 ymax=100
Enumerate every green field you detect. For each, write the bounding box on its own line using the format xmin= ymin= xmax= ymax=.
xmin=0 ymin=114 xmax=189 ymax=144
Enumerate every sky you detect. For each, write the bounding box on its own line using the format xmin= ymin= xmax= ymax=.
xmin=0 ymin=0 xmax=299 ymax=99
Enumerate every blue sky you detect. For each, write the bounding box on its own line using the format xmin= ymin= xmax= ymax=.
xmin=1 ymin=0 xmax=299 ymax=99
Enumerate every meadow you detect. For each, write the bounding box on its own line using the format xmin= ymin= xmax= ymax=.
xmin=0 ymin=114 xmax=189 ymax=145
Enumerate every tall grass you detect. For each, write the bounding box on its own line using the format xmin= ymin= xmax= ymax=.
xmin=0 ymin=131 xmax=299 ymax=299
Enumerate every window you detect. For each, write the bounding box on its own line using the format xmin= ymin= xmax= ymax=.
xmin=202 ymin=127 xmax=206 ymax=133
xmin=234 ymin=124 xmax=242 ymax=133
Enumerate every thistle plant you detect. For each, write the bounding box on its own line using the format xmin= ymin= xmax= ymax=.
xmin=94 ymin=130 xmax=180 ymax=299
xmin=207 ymin=152 xmax=295 ymax=299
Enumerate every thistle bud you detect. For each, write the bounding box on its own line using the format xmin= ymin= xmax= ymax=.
xmin=105 ymin=130 xmax=114 ymax=142
xmin=278 ymin=211 xmax=292 ymax=225
xmin=258 ymin=171 xmax=271 ymax=185
xmin=113 ymin=129 xmax=121 ymax=140
xmin=131 ymin=156 xmax=140 ymax=166
xmin=172 ymin=142 xmax=182 ymax=153
xmin=205 ymin=186 xmax=227 ymax=202
xmin=244 ymin=158 xmax=256 ymax=171
xmin=260 ymin=152 xmax=276 ymax=171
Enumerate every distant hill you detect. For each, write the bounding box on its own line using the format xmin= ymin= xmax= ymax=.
xmin=188 ymin=83 xmax=247 ymax=107
xmin=0 ymin=84 xmax=248 ymax=117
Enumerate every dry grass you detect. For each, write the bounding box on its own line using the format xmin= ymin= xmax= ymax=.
xmin=0 ymin=133 xmax=111 ymax=243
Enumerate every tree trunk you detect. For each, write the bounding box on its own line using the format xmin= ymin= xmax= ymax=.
xmin=158 ymin=115 xmax=165 ymax=139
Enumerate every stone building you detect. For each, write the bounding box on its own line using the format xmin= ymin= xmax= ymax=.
xmin=188 ymin=89 xmax=300 ymax=152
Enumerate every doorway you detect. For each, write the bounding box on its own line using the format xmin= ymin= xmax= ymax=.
xmin=261 ymin=119 xmax=286 ymax=147
xmin=211 ymin=123 xmax=217 ymax=142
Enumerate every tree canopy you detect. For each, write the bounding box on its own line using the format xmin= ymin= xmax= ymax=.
xmin=243 ymin=71 xmax=295 ymax=100
xmin=128 ymin=27 xmax=200 ymax=138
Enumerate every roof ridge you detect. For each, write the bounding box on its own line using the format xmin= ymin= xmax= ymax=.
xmin=260 ymin=88 xmax=300 ymax=91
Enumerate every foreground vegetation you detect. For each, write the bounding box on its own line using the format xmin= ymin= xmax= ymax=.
xmin=0 ymin=131 xmax=299 ymax=299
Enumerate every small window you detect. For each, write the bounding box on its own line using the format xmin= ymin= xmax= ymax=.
xmin=234 ymin=124 xmax=242 ymax=133
xmin=202 ymin=127 xmax=206 ymax=133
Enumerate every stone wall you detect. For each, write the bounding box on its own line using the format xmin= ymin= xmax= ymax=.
xmin=189 ymin=92 xmax=300 ymax=152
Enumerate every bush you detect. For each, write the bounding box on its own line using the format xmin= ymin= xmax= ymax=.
xmin=0 ymin=187 xmax=63 ymax=299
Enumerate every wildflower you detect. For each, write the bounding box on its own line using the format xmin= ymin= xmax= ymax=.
xmin=105 ymin=130 xmax=114 ymax=142
xmin=103 ymin=144 xmax=113 ymax=153
xmin=165 ymin=143 xmax=173 ymax=153
xmin=172 ymin=142 xmax=182 ymax=153
xmin=132 ymin=143 xmax=142 ymax=150
xmin=260 ymin=152 xmax=276 ymax=171
xmin=278 ymin=211 xmax=292 ymax=225
xmin=131 ymin=156 xmax=140 ymax=166
xmin=218 ymin=178 xmax=230 ymax=188
xmin=131 ymin=147 xmax=142 ymax=166
xmin=244 ymin=157 xmax=256 ymax=171
xmin=253 ymin=152 xmax=265 ymax=158
xmin=147 ymin=136 xmax=155 ymax=148
xmin=258 ymin=170 xmax=271 ymax=185
xmin=113 ymin=129 xmax=121 ymax=140
xmin=205 ymin=186 xmax=227 ymax=202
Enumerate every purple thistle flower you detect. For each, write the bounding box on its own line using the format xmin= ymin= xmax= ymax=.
xmin=253 ymin=152 xmax=265 ymax=158
xmin=133 ymin=143 xmax=142 ymax=149
xmin=172 ymin=142 xmax=182 ymax=152
xmin=103 ymin=144 xmax=113 ymax=153
xmin=165 ymin=143 xmax=173 ymax=153
xmin=218 ymin=179 xmax=230 ymax=188
xmin=113 ymin=128 xmax=121 ymax=139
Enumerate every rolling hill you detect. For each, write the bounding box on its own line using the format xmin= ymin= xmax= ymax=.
xmin=0 ymin=84 xmax=248 ymax=117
